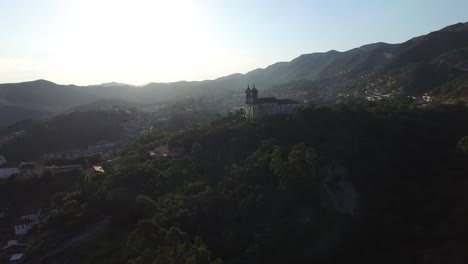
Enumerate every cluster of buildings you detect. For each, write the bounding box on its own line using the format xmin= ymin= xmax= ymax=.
xmin=42 ymin=141 xmax=120 ymax=160
xmin=0 ymin=162 xmax=44 ymax=184
xmin=0 ymin=163 xmax=106 ymax=263
xmin=121 ymin=114 xmax=155 ymax=138
xmin=0 ymin=160 xmax=106 ymax=184
xmin=0 ymin=209 xmax=47 ymax=263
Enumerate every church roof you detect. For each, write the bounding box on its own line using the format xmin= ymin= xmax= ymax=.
xmin=255 ymin=97 xmax=278 ymax=104
xmin=252 ymin=97 xmax=299 ymax=105
xmin=245 ymin=87 xmax=251 ymax=93
xmin=276 ymin=99 xmax=299 ymax=104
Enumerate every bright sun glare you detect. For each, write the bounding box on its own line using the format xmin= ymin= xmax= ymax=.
xmin=39 ymin=0 xmax=247 ymax=85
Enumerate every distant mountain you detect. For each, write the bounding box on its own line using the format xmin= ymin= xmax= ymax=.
xmin=95 ymin=82 xmax=134 ymax=87
xmin=372 ymin=22 xmax=468 ymax=97
xmin=0 ymin=79 xmax=94 ymax=110
xmin=1 ymin=22 xmax=467 ymax=126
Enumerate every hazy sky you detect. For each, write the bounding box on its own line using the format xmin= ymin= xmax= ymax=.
xmin=1 ymin=0 xmax=468 ymax=85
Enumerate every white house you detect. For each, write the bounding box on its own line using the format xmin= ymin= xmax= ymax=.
xmin=20 ymin=214 xmax=37 ymax=222
xmin=9 ymin=253 xmax=24 ymax=263
xmin=244 ymin=85 xmax=299 ymax=118
xmin=3 ymin=240 xmax=29 ymax=250
xmin=0 ymin=168 xmax=18 ymax=183
xmin=14 ymin=224 xmax=33 ymax=235
xmin=18 ymin=162 xmax=43 ymax=177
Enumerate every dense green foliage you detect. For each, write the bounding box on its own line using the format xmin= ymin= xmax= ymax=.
xmin=24 ymin=101 xmax=468 ymax=263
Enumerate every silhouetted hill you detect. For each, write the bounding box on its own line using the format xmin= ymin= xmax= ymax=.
xmin=0 ymin=80 xmax=96 ymax=126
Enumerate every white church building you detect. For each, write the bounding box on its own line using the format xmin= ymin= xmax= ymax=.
xmin=244 ymin=85 xmax=299 ymax=118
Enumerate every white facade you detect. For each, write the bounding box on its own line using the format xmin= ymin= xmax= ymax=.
xmin=20 ymin=214 xmax=37 ymax=221
xmin=10 ymin=253 xmax=24 ymax=263
xmin=245 ymin=102 xmax=299 ymax=117
xmin=14 ymin=224 xmax=32 ymax=235
xmin=0 ymin=168 xmax=18 ymax=181
xmin=18 ymin=162 xmax=43 ymax=177
xmin=244 ymin=85 xmax=299 ymax=118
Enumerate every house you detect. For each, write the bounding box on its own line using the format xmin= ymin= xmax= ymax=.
xmin=422 ymin=93 xmax=440 ymax=103
xmin=14 ymin=224 xmax=33 ymax=235
xmin=3 ymin=240 xmax=29 ymax=250
xmin=149 ymin=145 xmax=183 ymax=159
xmin=14 ymin=209 xmax=45 ymax=235
xmin=85 ymin=166 xmax=105 ymax=182
xmin=149 ymin=145 xmax=169 ymax=158
xmin=9 ymin=253 xmax=24 ymax=263
xmin=244 ymin=85 xmax=299 ymax=118
xmin=20 ymin=209 xmax=46 ymax=222
xmin=0 ymin=155 xmax=6 ymax=166
xmin=2 ymin=241 xmax=29 ymax=264
xmin=0 ymin=168 xmax=18 ymax=183
xmin=18 ymin=162 xmax=43 ymax=177
xmin=46 ymin=164 xmax=82 ymax=174
xmin=20 ymin=215 xmax=36 ymax=221
xmin=86 ymin=166 xmax=105 ymax=175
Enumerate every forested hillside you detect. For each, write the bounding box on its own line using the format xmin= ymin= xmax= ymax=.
xmin=18 ymin=99 xmax=468 ymax=264
xmin=0 ymin=110 xmax=131 ymax=163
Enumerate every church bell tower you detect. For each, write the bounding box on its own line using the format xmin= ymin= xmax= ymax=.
xmin=245 ymin=84 xmax=252 ymax=104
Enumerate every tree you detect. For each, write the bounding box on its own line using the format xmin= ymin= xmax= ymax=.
xmin=269 ymin=146 xmax=285 ymax=177
xmin=135 ymin=195 xmax=158 ymax=218
xmin=457 ymin=136 xmax=468 ymax=154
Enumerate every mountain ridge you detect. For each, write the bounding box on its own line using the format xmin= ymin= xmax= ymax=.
xmin=1 ymin=21 xmax=468 ymax=126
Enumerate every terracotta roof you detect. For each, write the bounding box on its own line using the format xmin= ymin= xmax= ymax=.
xmin=87 ymin=166 xmax=105 ymax=174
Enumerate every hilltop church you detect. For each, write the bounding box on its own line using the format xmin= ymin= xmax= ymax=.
xmin=244 ymin=85 xmax=299 ymax=118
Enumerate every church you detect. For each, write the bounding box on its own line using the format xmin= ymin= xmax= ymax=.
xmin=244 ymin=85 xmax=299 ymax=118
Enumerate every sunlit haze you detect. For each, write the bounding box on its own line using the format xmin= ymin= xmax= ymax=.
xmin=1 ymin=0 xmax=468 ymax=85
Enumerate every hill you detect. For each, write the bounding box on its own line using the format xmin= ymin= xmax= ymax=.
xmin=16 ymin=100 xmax=468 ymax=263
xmin=0 ymin=109 xmax=132 ymax=163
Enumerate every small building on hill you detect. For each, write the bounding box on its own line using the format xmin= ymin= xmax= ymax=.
xmin=47 ymin=164 xmax=82 ymax=174
xmin=85 ymin=166 xmax=105 ymax=182
xmin=244 ymin=85 xmax=299 ymax=118
xmin=87 ymin=166 xmax=105 ymax=175
xmin=9 ymin=253 xmax=24 ymax=263
xmin=149 ymin=145 xmax=184 ymax=159
xmin=0 ymin=155 xmax=6 ymax=167
xmin=0 ymin=168 xmax=18 ymax=183
xmin=14 ymin=224 xmax=33 ymax=236
xmin=18 ymin=162 xmax=43 ymax=177
xmin=3 ymin=240 xmax=29 ymax=251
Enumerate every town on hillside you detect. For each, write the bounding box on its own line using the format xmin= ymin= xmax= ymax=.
xmin=0 ymin=140 xmax=187 ymax=263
